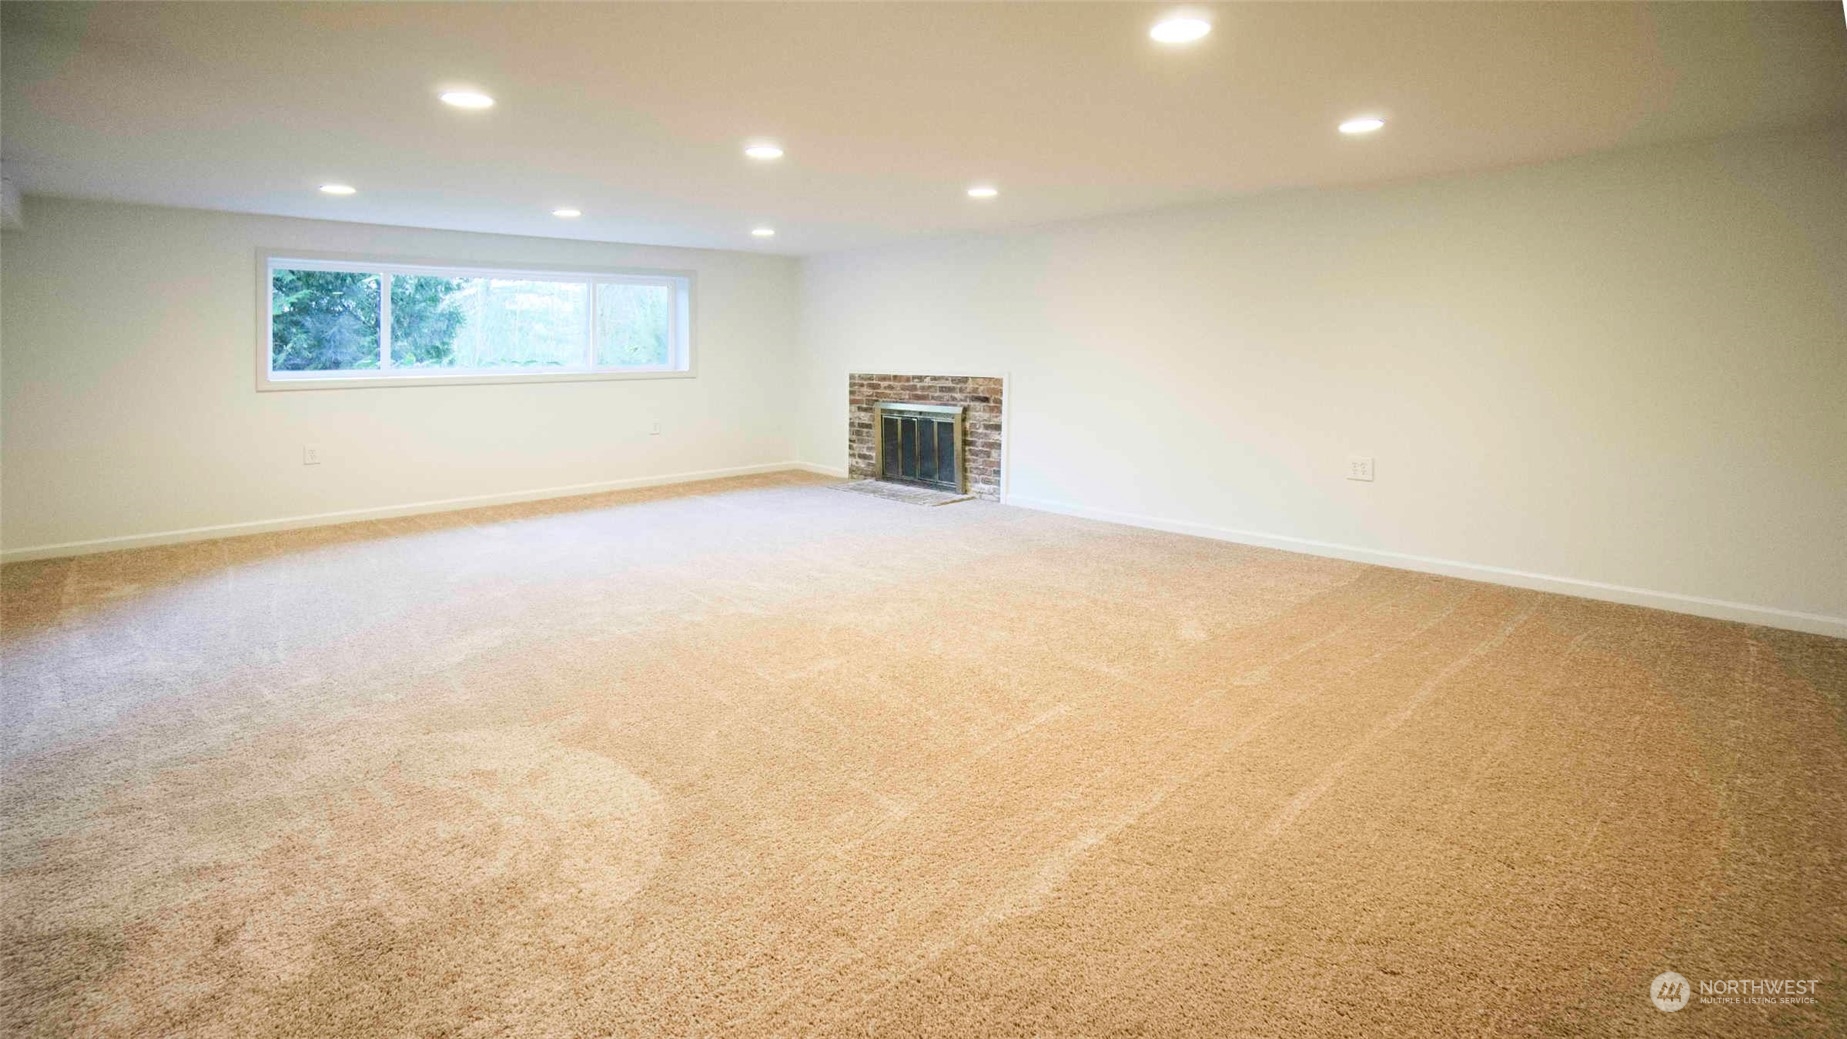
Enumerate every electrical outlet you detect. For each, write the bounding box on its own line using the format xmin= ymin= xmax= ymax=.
xmin=649 ymin=421 xmax=662 ymax=437
xmin=1346 ymin=455 xmax=1374 ymax=482
xmin=302 ymin=444 xmax=322 ymax=466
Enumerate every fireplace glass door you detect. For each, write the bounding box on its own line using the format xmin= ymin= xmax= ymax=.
xmin=876 ymin=404 xmax=964 ymax=493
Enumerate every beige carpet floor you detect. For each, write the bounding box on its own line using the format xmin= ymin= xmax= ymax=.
xmin=2 ymin=472 xmax=1843 ymax=1037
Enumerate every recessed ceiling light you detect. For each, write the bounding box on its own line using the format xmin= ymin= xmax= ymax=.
xmin=439 ymin=90 xmax=495 ymax=110
xmin=744 ymin=142 xmax=784 ymax=161
xmin=1339 ymin=116 xmax=1386 ymax=135
xmin=1150 ymin=17 xmax=1212 ymax=44
xmin=319 ymin=183 xmax=356 ymax=195
xmin=967 ymin=185 xmax=999 ymax=199
xmin=553 ymin=208 xmax=582 ymax=218
xmin=751 ymin=227 xmax=776 ymax=238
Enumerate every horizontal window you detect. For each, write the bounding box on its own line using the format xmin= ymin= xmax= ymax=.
xmin=260 ymin=254 xmax=692 ymax=389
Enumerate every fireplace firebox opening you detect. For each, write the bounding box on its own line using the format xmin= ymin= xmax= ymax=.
xmin=875 ymin=401 xmax=965 ymax=494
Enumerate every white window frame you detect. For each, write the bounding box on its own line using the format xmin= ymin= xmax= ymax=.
xmin=257 ymin=249 xmax=696 ymax=391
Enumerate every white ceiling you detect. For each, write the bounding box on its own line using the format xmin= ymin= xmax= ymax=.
xmin=4 ymin=2 xmax=1844 ymax=255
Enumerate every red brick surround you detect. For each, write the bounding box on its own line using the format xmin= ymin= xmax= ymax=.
xmin=848 ymin=374 xmax=1003 ymax=499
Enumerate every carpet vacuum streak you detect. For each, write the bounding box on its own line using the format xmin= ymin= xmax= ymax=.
xmin=2 ymin=473 xmax=1843 ymax=1037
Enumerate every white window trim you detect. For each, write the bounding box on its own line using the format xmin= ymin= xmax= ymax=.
xmin=256 ymin=249 xmax=697 ymax=391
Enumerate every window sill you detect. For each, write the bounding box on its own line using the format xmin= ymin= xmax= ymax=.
xmin=257 ymin=368 xmax=696 ymax=392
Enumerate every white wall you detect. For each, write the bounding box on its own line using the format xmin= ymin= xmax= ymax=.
xmin=1 ymin=198 xmax=800 ymax=555
xmin=795 ymin=127 xmax=1847 ymax=635
xmin=6 ymin=131 xmax=1844 ymax=635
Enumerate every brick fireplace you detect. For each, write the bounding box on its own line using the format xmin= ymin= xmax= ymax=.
xmin=848 ymin=373 xmax=1003 ymax=499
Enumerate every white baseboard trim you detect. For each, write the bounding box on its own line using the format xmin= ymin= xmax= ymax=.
xmin=11 ymin=472 xmax=1839 ymax=639
xmin=1004 ymin=494 xmax=1847 ymax=639
xmin=1 ymin=462 xmax=808 ymax=564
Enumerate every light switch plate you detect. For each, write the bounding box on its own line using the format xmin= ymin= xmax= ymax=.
xmin=1346 ymin=455 xmax=1374 ymax=481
